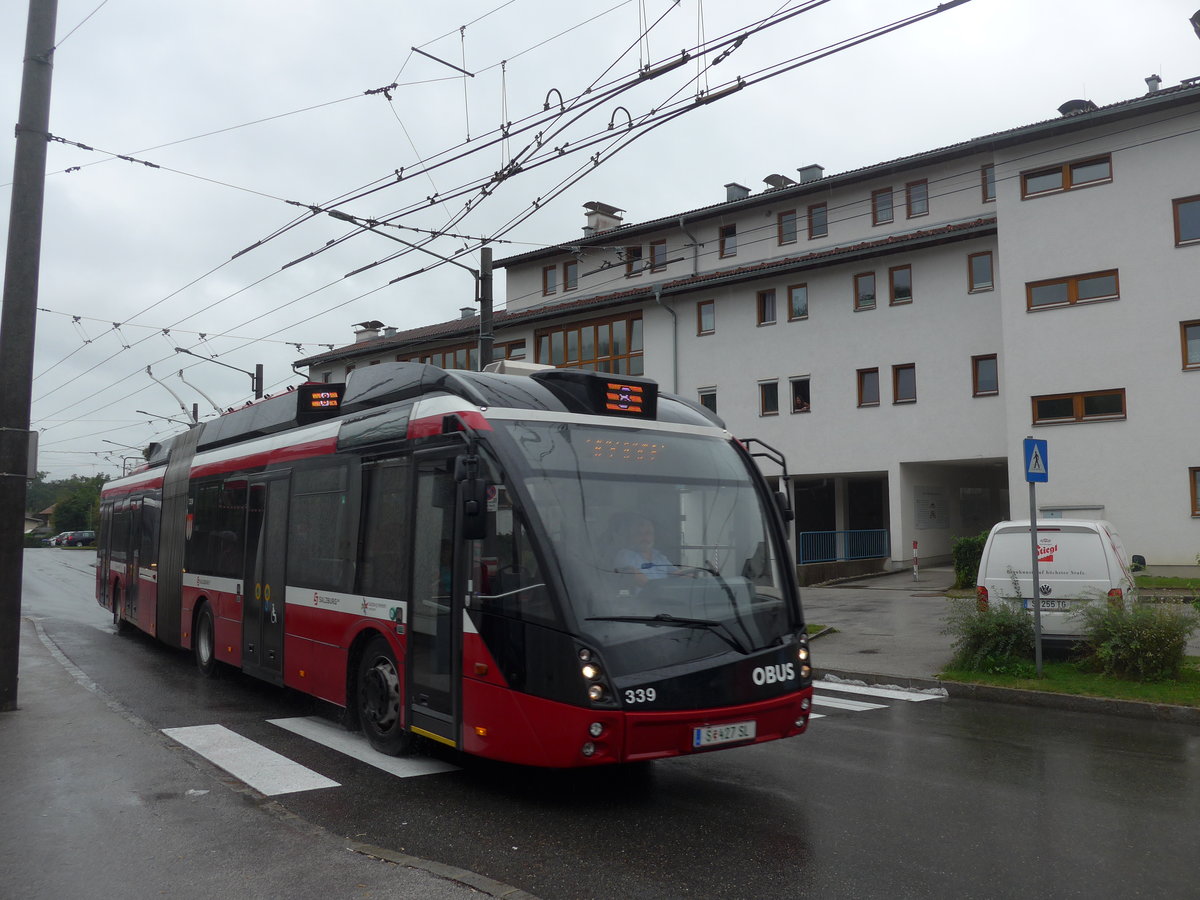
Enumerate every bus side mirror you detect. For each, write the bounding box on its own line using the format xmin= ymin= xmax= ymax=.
xmin=775 ymin=491 xmax=794 ymax=523
xmin=455 ymin=454 xmax=488 ymax=541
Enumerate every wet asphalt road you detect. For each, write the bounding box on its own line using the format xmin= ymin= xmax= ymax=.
xmin=20 ymin=550 xmax=1200 ymax=899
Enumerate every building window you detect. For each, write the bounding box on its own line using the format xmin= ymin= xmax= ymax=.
xmin=1031 ymin=389 xmax=1125 ymax=424
xmin=624 ymin=245 xmax=643 ymax=277
xmin=778 ymin=210 xmax=797 ymax=245
xmin=1173 ymin=195 xmax=1200 ymax=246
xmin=1026 ymin=270 xmax=1119 ymax=311
xmin=968 ymin=251 xmax=994 ymax=292
xmin=857 ymin=368 xmax=880 ymax=407
xmin=698 ymin=389 xmax=717 ymax=414
xmin=854 ymin=272 xmax=876 ymax=311
xmin=719 ymin=224 xmax=737 ymax=258
xmin=542 ymin=264 xmax=557 ymax=295
xmin=889 ymin=265 xmax=913 ymax=305
xmin=535 ymin=312 xmax=643 ymax=375
xmin=650 ymin=239 xmax=668 ymax=271
xmin=790 ymin=377 xmax=811 ymax=413
xmin=697 ymin=300 xmax=715 ymax=335
xmin=1191 ymin=467 xmax=1200 ymax=517
xmin=321 ymin=371 xmax=332 ymax=383
xmin=757 ymin=289 xmax=777 ymax=325
xmin=808 ymin=202 xmax=828 ymax=239
xmin=1021 ymin=155 xmax=1112 ymax=198
xmin=492 ymin=340 xmax=527 ymax=362
xmin=893 ymin=364 xmax=916 ymax=403
xmin=405 ymin=343 xmax=478 ymax=371
xmin=981 ymin=164 xmax=996 ymax=202
xmin=787 ymin=284 xmax=809 ymax=321
xmin=872 ymin=188 xmax=894 ymax=226
xmin=972 ymin=354 xmax=998 ymax=396
xmin=906 ymin=180 xmax=929 ymax=218
xmin=759 ymin=381 xmax=779 ymax=416
xmin=1182 ymin=320 xmax=1200 ymax=370
xmin=563 ymin=259 xmax=578 ymax=291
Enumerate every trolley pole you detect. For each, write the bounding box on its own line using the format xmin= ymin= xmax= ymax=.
xmin=0 ymin=0 xmax=60 ymax=711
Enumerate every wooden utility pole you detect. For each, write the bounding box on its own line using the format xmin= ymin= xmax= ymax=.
xmin=0 ymin=0 xmax=60 ymax=711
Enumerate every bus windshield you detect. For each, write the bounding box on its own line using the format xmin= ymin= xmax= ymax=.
xmin=493 ymin=419 xmax=797 ymax=678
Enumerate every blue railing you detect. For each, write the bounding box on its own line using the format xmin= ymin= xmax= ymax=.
xmin=797 ymin=529 xmax=890 ymax=564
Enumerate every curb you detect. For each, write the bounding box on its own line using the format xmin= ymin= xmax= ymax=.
xmin=817 ymin=667 xmax=1200 ymax=726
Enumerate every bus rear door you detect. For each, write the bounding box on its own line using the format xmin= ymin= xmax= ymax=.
xmin=242 ymin=473 xmax=290 ymax=684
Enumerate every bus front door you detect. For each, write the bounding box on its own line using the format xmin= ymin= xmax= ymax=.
xmin=409 ymin=456 xmax=460 ymax=748
xmin=242 ymin=474 xmax=290 ymax=684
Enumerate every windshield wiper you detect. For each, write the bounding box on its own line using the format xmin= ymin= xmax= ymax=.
xmin=585 ymin=613 xmax=748 ymax=654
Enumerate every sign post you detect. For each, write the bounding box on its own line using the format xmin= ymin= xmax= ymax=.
xmin=1023 ymin=436 xmax=1048 ymax=677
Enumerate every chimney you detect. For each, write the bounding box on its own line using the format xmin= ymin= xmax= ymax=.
xmin=583 ymin=201 xmax=624 ymax=234
xmin=725 ymin=182 xmax=750 ymax=202
xmin=1145 ymin=73 xmax=1162 ymax=92
xmin=797 ymin=164 xmax=825 ymax=184
xmin=353 ymin=320 xmax=384 ymax=342
xmin=382 ymin=326 xmax=397 ymax=338
xmin=459 ymin=307 xmax=475 ymax=319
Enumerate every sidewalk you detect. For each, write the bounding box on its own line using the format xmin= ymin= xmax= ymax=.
xmin=0 ymin=618 xmax=520 ymax=900
xmin=803 ymin=565 xmax=1200 ymax=724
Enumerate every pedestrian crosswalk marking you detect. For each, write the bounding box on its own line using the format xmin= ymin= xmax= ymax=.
xmin=269 ymin=716 xmax=459 ymax=778
xmin=817 ymin=681 xmax=946 ymax=702
xmin=162 ymin=724 xmax=340 ymax=796
xmin=812 ymin=694 xmax=887 ymax=712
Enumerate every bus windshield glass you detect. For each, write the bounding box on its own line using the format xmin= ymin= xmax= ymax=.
xmin=493 ymin=420 xmax=797 ymax=678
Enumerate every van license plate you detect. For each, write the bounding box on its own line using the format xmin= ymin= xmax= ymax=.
xmin=693 ymin=720 xmax=756 ymax=749
xmin=1024 ymin=599 xmax=1069 ymax=611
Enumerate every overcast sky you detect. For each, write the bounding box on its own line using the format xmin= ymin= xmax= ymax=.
xmin=3 ymin=0 xmax=1198 ymax=480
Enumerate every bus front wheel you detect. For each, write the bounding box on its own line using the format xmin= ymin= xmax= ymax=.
xmin=357 ymin=635 xmax=412 ymax=756
xmin=194 ymin=604 xmax=219 ymax=678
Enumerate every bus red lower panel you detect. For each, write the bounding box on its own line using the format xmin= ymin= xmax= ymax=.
xmin=623 ymin=689 xmax=811 ymax=762
xmin=460 ymin=680 xmax=812 ymax=768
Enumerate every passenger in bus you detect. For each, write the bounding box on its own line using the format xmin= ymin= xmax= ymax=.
xmin=612 ymin=513 xmax=689 ymax=587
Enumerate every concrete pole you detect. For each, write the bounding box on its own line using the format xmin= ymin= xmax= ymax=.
xmin=0 ymin=0 xmax=60 ymax=711
xmin=478 ymin=247 xmax=494 ymax=369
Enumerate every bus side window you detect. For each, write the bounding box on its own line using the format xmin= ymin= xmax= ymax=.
xmin=359 ymin=460 xmax=410 ymax=600
xmin=473 ymin=487 xmax=552 ymax=624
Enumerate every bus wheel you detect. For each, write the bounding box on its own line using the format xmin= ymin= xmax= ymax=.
xmin=357 ymin=636 xmax=412 ymax=756
xmin=194 ymin=604 xmax=220 ymax=678
xmin=112 ymin=584 xmax=130 ymax=636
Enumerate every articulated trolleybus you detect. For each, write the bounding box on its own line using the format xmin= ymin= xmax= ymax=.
xmin=98 ymin=362 xmax=813 ymax=767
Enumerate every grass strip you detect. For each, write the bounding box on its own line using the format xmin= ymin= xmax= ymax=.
xmin=941 ymin=656 xmax=1200 ymax=707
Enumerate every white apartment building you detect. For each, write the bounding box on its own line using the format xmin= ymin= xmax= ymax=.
xmin=297 ymin=80 xmax=1200 ymax=576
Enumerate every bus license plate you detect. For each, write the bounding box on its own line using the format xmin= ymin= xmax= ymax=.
xmin=1024 ymin=599 xmax=1069 ymax=611
xmin=693 ymin=720 xmax=756 ymax=749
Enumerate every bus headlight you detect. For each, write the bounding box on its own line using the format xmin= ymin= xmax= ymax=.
xmin=588 ymin=722 xmax=604 ymax=738
xmin=587 ymin=684 xmax=606 ymax=702
xmin=581 ymin=663 xmax=602 ymax=681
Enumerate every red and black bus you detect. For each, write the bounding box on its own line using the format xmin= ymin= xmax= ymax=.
xmin=97 ymin=362 xmax=813 ymax=767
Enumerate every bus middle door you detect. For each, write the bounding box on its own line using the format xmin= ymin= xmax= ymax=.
xmin=409 ymin=453 xmax=462 ymax=749
xmin=242 ymin=473 xmax=290 ymax=684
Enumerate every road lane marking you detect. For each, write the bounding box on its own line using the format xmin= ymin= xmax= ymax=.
xmin=268 ymin=717 xmax=459 ymax=778
xmin=162 ymin=724 xmax=340 ymax=796
xmin=811 ymin=695 xmax=888 ymax=712
xmin=816 ymin=681 xmax=946 ymax=702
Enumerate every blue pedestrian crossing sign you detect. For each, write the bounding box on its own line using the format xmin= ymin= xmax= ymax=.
xmin=1023 ymin=438 xmax=1048 ymax=483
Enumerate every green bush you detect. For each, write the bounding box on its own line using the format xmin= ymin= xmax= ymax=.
xmin=943 ymin=598 xmax=1035 ymax=673
xmin=951 ymin=531 xmax=990 ymax=589
xmin=1078 ymin=603 xmax=1198 ymax=682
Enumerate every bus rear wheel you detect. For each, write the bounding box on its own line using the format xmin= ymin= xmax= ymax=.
xmin=194 ymin=604 xmax=220 ymax=678
xmin=357 ymin=635 xmax=412 ymax=756
xmin=112 ymin=583 xmax=130 ymax=636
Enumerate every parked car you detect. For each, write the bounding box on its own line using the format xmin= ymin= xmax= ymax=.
xmin=975 ymin=519 xmax=1136 ymax=646
xmin=44 ymin=532 xmax=71 ymax=546
xmin=62 ymin=530 xmax=96 ymax=547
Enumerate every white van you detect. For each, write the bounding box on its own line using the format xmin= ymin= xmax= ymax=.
xmin=975 ymin=519 xmax=1136 ymax=645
